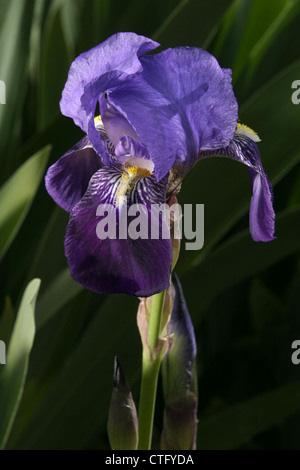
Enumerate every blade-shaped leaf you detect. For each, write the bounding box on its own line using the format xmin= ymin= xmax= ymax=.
xmin=233 ymin=0 xmax=300 ymax=81
xmin=0 ymin=146 xmax=51 ymax=260
xmin=197 ymin=381 xmax=300 ymax=450
xmin=7 ymin=294 xmax=139 ymax=450
xmin=0 ymin=0 xmax=35 ymax=165
xmin=38 ymin=1 xmax=72 ymax=131
xmin=0 ymin=297 xmax=14 ymax=345
xmin=181 ymin=205 xmax=300 ymax=325
xmin=249 ymin=278 xmax=285 ymax=336
xmin=36 ymin=268 xmax=83 ymax=330
xmin=153 ymin=0 xmax=233 ymax=47
xmin=0 ymin=279 xmax=40 ymax=449
xmin=178 ymin=58 xmax=300 ymax=272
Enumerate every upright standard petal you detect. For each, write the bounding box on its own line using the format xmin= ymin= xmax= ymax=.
xmin=102 ymin=104 xmax=141 ymax=147
xmin=64 ymin=166 xmax=173 ymax=296
xmin=107 ymin=47 xmax=238 ymax=180
xmin=114 ymin=135 xmax=154 ymax=173
xmin=60 ymin=32 xmax=159 ymax=132
xmin=45 ymin=136 xmax=103 ymax=212
xmin=198 ymin=124 xmax=275 ymax=242
xmin=60 ymin=33 xmax=159 ymax=166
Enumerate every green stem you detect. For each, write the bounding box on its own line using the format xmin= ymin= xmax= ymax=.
xmin=148 ymin=290 xmax=166 ymax=352
xmin=138 ymin=290 xmax=166 ymax=450
xmin=137 ymin=354 xmax=160 ymax=450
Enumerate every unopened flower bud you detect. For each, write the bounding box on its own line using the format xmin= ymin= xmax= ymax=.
xmin=161 ymin=274 xmax=198 ymax=450
xmin=107 ymin=357 xmax=138 ymax=450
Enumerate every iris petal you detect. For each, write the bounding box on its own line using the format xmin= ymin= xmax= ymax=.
xmin=107 ymin=47 xmax=238 ymax=180
xmin=102 ymin=105 xmax=141 ymax=146
xmin=60 ymin=33 xmax=159 ymax=165
xmin=198 ymin=126 xmax=275 ymax=242
xmin=60 ymin=32 xmax=159 ymax=132
xmin=249 ymin=168 xmax=275 ymax=242
xmin=64 ymin=167 xmax=172 ymax=296
xmin=115 ymin=135 xmax=154 ymax=172
xmin=115 ymin=135 xmax=150 ymax=160
xmin=45 ymin=136 xmax=103 ymax=212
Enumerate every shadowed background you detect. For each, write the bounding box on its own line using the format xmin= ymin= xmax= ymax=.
xmin=0 ymin=0 xmax=300 ymax=450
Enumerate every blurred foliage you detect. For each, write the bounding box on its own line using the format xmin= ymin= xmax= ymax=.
xmin=0 ymin=0 xmax=300 ymax=450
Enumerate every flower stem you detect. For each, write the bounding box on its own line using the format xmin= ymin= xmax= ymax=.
xmin=138 ymin=290 xmax=166 ymax=450
xmin=148 ymin=290 xmax=166 ymax=352
xmin=137 ymin=354 xmax=160 ymax=450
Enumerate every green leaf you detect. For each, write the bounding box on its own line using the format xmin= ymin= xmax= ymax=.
xmin=0 ymin=297 xmax=14 ymax=345
xmin=36 ymin=268 xmax=83 ymax=330
xmin=59 ymin=0 xmax=82 ymax=57
xmin=288 ymin=165 xmax=300 ymax=206
xmin=249 ymin=279 xmax=285 ymax=336
xmin=178 ymin=58 xmax=300 ymax=272
xmin=38 ymin=1 xmax=72 ymax=130
xmin=181 ymin=205 xmax=300 ymax=325
xmin=197 ymin=381 xmax=300 ymax=450
xmin=0 ymin=0 xmax=35 ymax=163
xmin=212 ymin=0 xmax=300 ymax=83
xmin=153 ymin=0 xmax=233 ymax=47
xmin=7 ymin=294 xmax=140 ymax=450
xmin=78 ymin=0 xmax=112 ymax=51
xmin=240 ymin=60 xmax=300 ymax=186
xmin=233 ymin=0 xmax=300 ymax=82
xmin=0 ymin=279 xmax=40 ymax=449
xmin=0 ymin=146 xmax=51 ymax=261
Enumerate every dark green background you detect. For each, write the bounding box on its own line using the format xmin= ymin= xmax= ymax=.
xmin=0 ymin=0 xmax=300 ymax=450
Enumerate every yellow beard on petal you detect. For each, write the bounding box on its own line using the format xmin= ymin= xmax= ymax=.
xmin=114 ymin=166 xmax=151 ymax=207
xmin=236 ymin=123 xmax=261 ymax=142
xmin=94 ymin=115 xmax=103 ymax=128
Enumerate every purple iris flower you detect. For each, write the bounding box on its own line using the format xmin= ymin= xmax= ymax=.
xmin=45 ymin=32 xmax=275 ymax=297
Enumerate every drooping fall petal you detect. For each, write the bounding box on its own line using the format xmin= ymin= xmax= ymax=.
xmin=65 ymin=167 xmax=172 ymax=296
xmin=45 ymin=136 xmax=102 ymax=212
xmin=198 ymin=124 xmax=275 ymax=242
